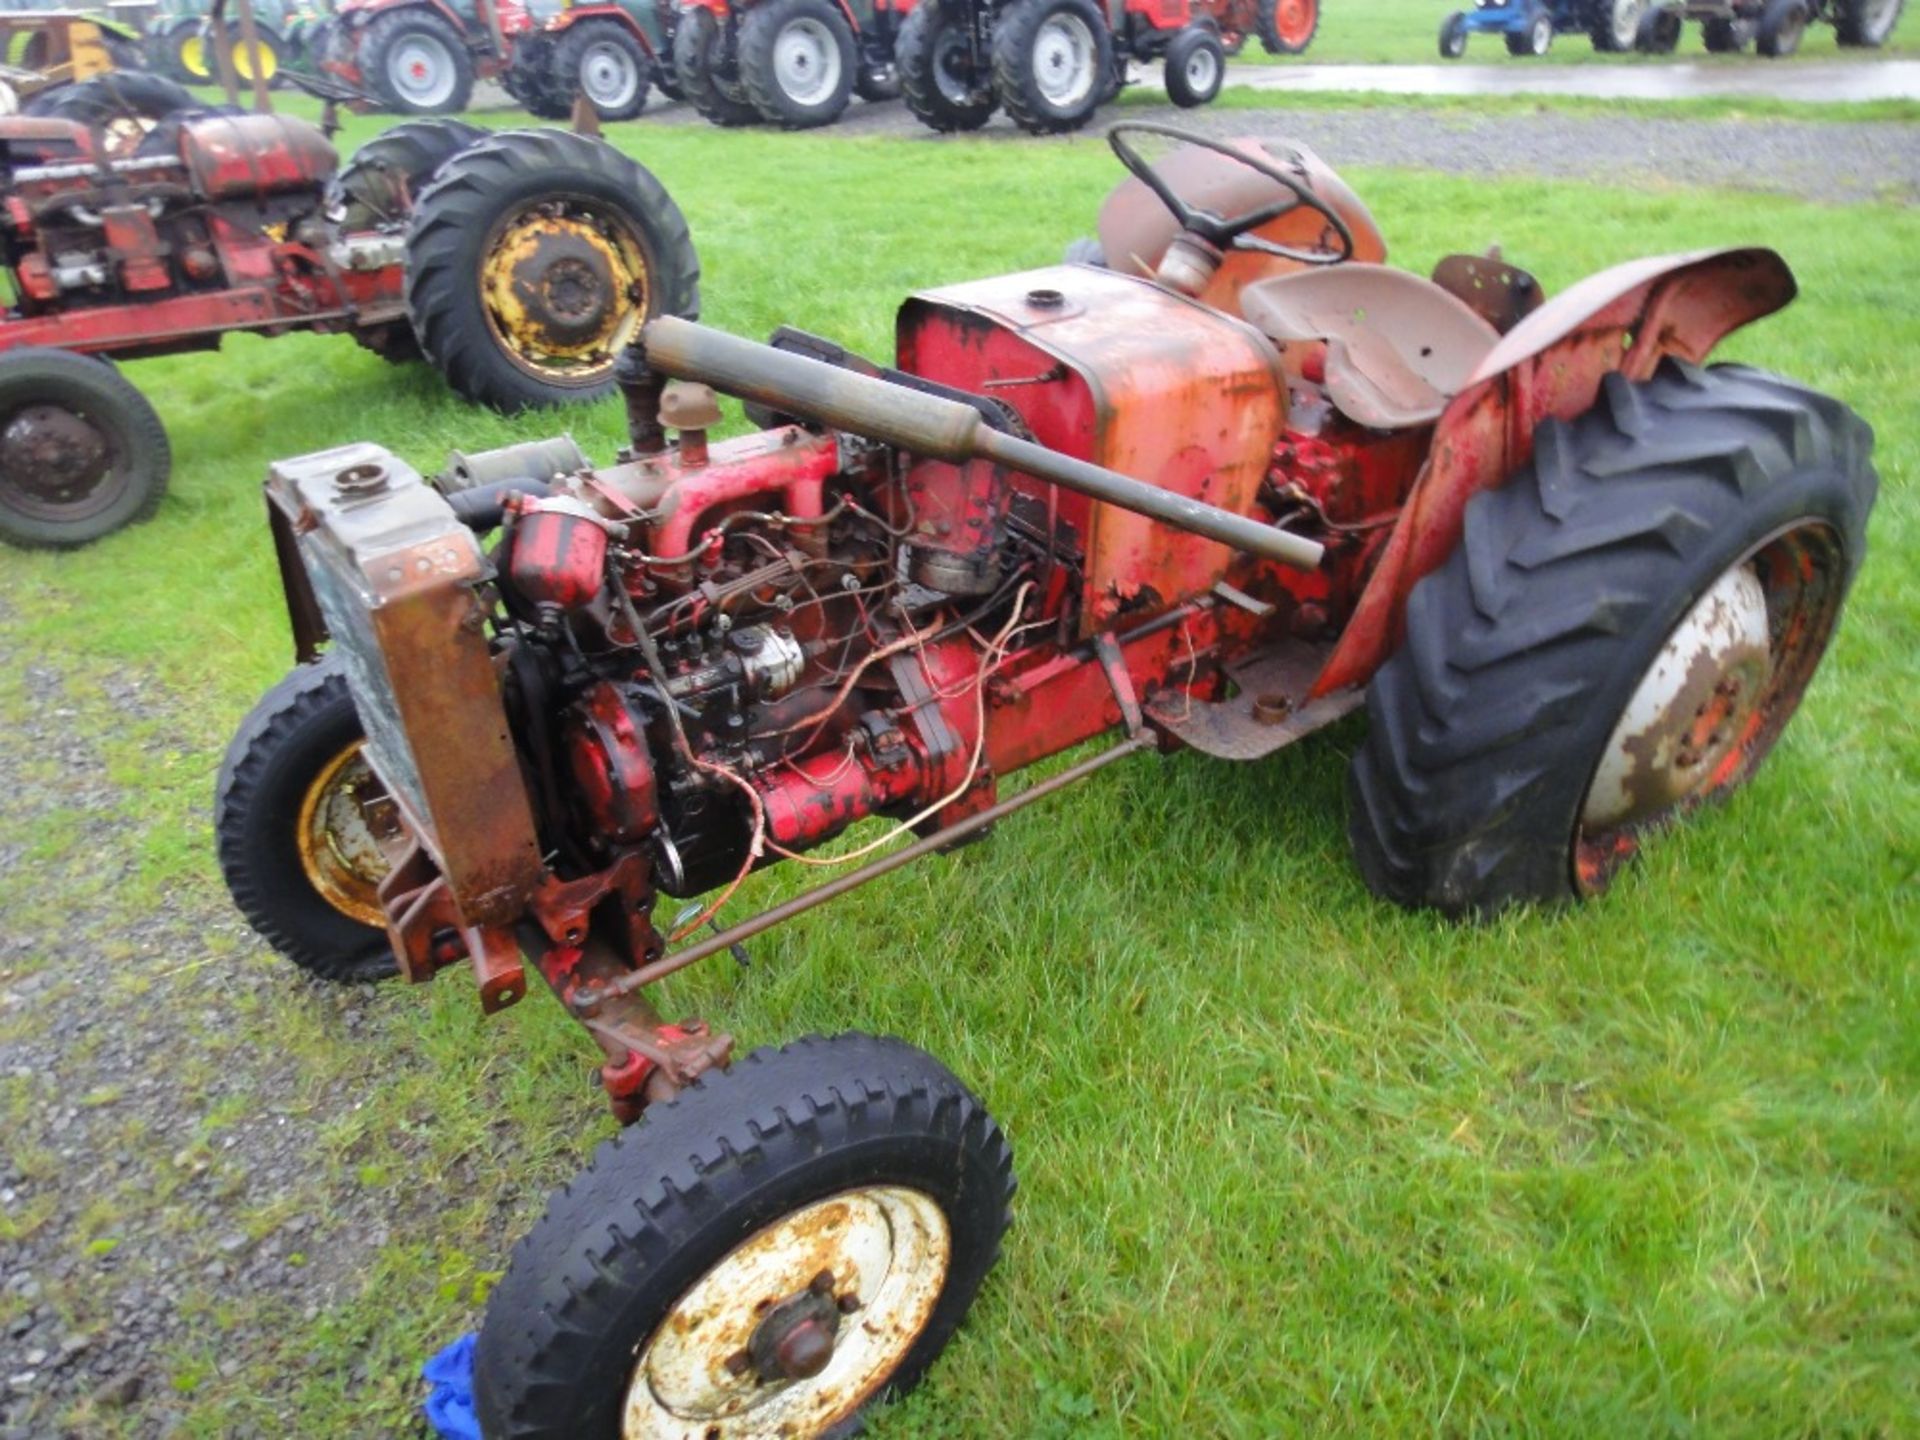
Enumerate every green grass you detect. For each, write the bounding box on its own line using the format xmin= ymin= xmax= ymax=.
xmin=1240 ymin=0 xmax=1920 ymax=64
xmin=2 ymin=123 xmax=1917 ymax=1437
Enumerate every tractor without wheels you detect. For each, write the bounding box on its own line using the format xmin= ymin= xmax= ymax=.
xmin=1634 ymin=0 xmax=1904 ymax=54
xmin=0 ymin=113 xmax=699 ymax=547
xmin=673 ymin=0 xmax=909 ymax=129
xmin=221 ymin=124 xmax=1875 ymax=1438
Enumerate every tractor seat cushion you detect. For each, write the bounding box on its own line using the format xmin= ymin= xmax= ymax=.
xmin=1239 ymin=264 xmax=1501 ymax=430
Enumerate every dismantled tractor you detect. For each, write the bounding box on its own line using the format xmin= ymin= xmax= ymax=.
xmin=672 ymin=0 xmax=908 ymax=128
xmin=220 ymin=125 xmax=1875 ymax=1437
xmin=0 ymin=110 xmax=698 ymax=547
xmin=900 ymin=0 xmax=1295 ymax=135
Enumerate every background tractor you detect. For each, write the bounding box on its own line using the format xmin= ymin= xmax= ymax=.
xmin=147 ymin=0 xmax=311 ymax=84
xmin=672 ymin=0 xmax=909 ymax=128
xmin=219 ymin=123 xmax=1875 ymax=1439
xmin=318 ymin=0 xmax=540 ymax=114
xmin=898 ymin=0 xmax=1298 ymax=135
xmin=0 ymin=5 xmax=156 ymax=111
xmin=1438 ymin=1 xmax=1657 ymax=56
xmin=1633 ymin=0 xmax=1905 ymax=54
xmin=501 ymin=0 xmax=679 ymax=122
xmin=0 ymin=82 xmax=699 ymax=547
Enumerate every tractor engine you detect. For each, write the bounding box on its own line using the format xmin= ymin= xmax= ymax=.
xmin=0 ymin=111 xmax=377 ymax=341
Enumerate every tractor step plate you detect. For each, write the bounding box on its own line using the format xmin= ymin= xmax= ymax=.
xmin=1147 ymin=642 xmax=1362 ymax=762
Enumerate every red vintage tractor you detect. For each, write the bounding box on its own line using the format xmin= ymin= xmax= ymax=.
xmin=220 ymin=125 xmax=1875 ymax=1437
xmin=500 ymin=0 xmax=683 ymax=122
xmin=0 ymin=96 xmax=698 ymax=548
xmin=672 ymin=0 xmax=911 ymax=128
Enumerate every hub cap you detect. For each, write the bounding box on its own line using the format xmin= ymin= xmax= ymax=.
xmin=932 ymin=27 xmax=979 ymax=105
xmin=479 ymin=202 xmax=650 ymax=386
xmin=1183 ymin=45 xmax=1219 ymax=94
xmin=1032 ymin=13 xmax=1096 ymax=109
xmin=1575 ymin=523 xmax=1847 ymax=893
xmin=1268 ymin=0 xmax=1317 ymax=48
xmin=0 ymin=402 xmax=119 ymax=521
xmin=580 ymin=39 xmax=641 ymax=109
xmin=773 ymin=17 xmax=842 ymax=108
xmin=623 ymin=1186 xmax=950 ymax=1438
xmin=390 ymin=34 xmax=456 ymax=108
xmin=297 ymin=742 xmax=405 ymax=927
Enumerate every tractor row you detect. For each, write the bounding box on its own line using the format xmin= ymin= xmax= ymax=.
xmin=1440 ymin=0 xmax=1904 ymax=57
xmin=310 ymin=0 xmax=1323 ymax=132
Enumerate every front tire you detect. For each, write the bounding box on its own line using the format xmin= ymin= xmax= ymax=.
xmin=898 ymin=0 xmax=996 ymax=132
xmin=361 ymin=9 xmax=474 ymax=115
xmin=404 ymin=128 xmax=700 ymax=412
xmin=1163 ymin=25 xmax=1224 ymax=108
xmin=740 ymin=0 xmax=857 ymax=128
xmin=1835 ymin=0 xmax=1905 ymax=45
xmin=1348 ymin=362 xmax=1876 ymax=916
xmin=1635 ymin=3 xmax=1683 ymax=50
xmin=992 ymin=0 xmax=1111 ymax=135
xmin=673 ymin=5 xmax=762 ymax=126
xmin=1756 ymin=0 xmax=1810 ymax=54
xmin=1439 ymin=11 xmax=1469 ymax=57
xmin=215 ymin=657 xmax=400 ymax=983
xmin=1505 ymin=6 xmax=1554 ymax=54
xmin=474 ymin=1033 xmax=1015 ymax=1440
xmin=0 ymin=348 xmax=169 ymax=550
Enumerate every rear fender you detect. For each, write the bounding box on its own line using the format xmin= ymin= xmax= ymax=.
xmin=344 ymin=0 xmax=467 ymax=31
xmin=544 ymin=4 xmax=660 ymax=55
xmin=1311 ymin=246 xmax=1796 ymax=698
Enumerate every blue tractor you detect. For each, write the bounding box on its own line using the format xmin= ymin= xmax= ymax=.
xmin=1438 ymin=0 xmax=1651 ymax=55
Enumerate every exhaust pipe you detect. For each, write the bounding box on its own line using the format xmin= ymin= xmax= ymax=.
xmin=640 ymin=317 xmax=1325 ymax=572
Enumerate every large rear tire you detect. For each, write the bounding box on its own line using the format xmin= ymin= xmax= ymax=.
xmin=1163 ymin=25 xmax=1224 ymax=108
xmin=740 ymin=0 xmax=857 ymax=128
xmin=0 ymin=348 xmax=169 ymax=551
xmin=404 ymin=128 xmax=700 ymax=412
xmin=361 ymin=8 xmax=474 ymax=115
xmin=554 ymin=18 xmax=652 ymax=122
xmin=1756 ymin=0 xmax=1810 ymax=55
xmin=673 ymin=5 xmax=762 ymax=126
xmin=992 ymin=0 xmax=1111 ymax=135
xmin=216 ymin=657 xmax=400 ymax=984
xmin=23 ymin=72 xmax=197 ymax=155
xmin=473 ymin=1033 xmax=1015 ymax=1440
xmin=1348 ymin=362 xmax=1876 ymax=917
xmin=1834 ymin=0 xmax=1905 ymax=45
xmin=1702 ymin=14 xmax=1755 ymax=49
xmin=1256 ymin=0 xmax=1320 ymax=54
xmin=898 ymin=0 xmax=995 ymax=132
xmin=327 ymin=117 xmax=485 ymax=231
xmin=1587 ymin=0 xmax=1648 ymax=50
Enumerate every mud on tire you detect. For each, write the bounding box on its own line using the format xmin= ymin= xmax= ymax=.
xmin=473 ymin=1033 xmax=1016 ymax=1440
xmin=1347 ymin=361 xmax=1876 ymax=917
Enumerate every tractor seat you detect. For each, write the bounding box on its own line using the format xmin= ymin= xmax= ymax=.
xmin=1239 ymin=264 xmax=1501 ymax=430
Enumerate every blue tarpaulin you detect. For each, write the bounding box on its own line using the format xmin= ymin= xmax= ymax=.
xmin=422 ymin=1332 xmax=481 ymax=1440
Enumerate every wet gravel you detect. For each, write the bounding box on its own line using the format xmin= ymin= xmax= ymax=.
xmin=628 ymin=91 xmax=1920 ymax=205
xmin=0 ymin=639 xmax=400 ymax=1439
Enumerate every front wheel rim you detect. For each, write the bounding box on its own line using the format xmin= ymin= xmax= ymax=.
xmin=296 ymin=741 xmax=404 ymax=927
xmin=772 ymin=17 xmax=842 ymax=107
xmin=581 ymin=40 xmax=641 ymax=109
xmin=1611 ymin=0 xmax=1646 ymax=47
xmin=478 ymin=199 xmax=651 ymax=386
xmin=1184 ymin=46 xmax=1218 ymax=94
xmin=624 ymin=1186 xmax=951 ymax=1438
xmin=1032 ymin=12 xmax=1096 ymax=108
xmin=1575 ymin=521 xmax=1847 ymax=893
xmin=1270 ymin=0 xmax=1317 ymax=48
xmin=0 ymin=399 xmax=122 ymax=523
xmin=391 ymin=35 xmax=456 ymax=106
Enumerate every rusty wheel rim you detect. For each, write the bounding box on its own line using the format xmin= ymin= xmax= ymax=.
xmin=1574 ymin=521 xmax=1847 ymax=894
xmin=623 ymin=1186 xmax=950 ymax=1438
xmin=296 ymin=741 xmax=405 ymax=928
xmin=478 ymin=197 xmax=650 ymax=389
xmin=0 ymin=398 xmax=123 ymax=523
xmin=1270 ymin=0 xmax=1317 ymax=48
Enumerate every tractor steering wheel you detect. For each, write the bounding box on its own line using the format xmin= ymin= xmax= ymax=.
xmin=1107 ymin=123 xmax=1355 ymax=268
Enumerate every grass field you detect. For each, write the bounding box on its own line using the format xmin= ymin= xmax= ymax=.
xmin=1 ymin=118 xmax=1916 ymax=1437
xmin=1240 ymin=0 xmax=1919 ymax=64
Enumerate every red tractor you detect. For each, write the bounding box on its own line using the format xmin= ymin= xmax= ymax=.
xmin=318 ymin=0 xmax=542 ymax=114
xmin=501 ymin=0 xmax=684 ymax=123
xmin=0 ymin=101 xmax=699 ymax=547
xmin=900 ymin=0 xmax=1313 ymax=134
xmin=672 ymin=0 xmax=911 ymax=128
xmin=220 ymin=125 xmax=1875 ymax=1437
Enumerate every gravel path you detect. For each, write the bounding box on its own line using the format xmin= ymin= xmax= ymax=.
xmin=628 ymin=94 xmax=1920 ymax=205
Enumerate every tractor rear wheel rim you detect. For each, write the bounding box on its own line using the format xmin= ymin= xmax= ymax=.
xmin=933 ymin=27 xmax=978 ymax=105
xmin=479 ymin=199 xmax=650 ymax=386
xmin=1574 ymin=521 xmax=1846 ymax=894
xmin=772 ymin=17 xmax=842 ymax=107
xmin=1032 ymin=12 xmax=1096 ymax=108
xmin=296 ymin=741 xmax=405 ymax=928
xmin=0 ymin=401 xmax=121 ymax=522
xmin=581 ymin=38 xmax=641 ymax=109
xmin=1184 ymin=44 xmax=1218 ymax=94
xmin=623 ymin=1186 xmax=950 ymax=1437
xmin=391 ymin=34 xmax=456 ymax=107
xmin=1270 ymin=0 xmax=1317 ymax=48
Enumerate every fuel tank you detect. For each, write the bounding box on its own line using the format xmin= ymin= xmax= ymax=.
xmin=177 ymin=112 xmax=338 ymax=202
xmin=897 ymin=264 xmax=1287 ymax=633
